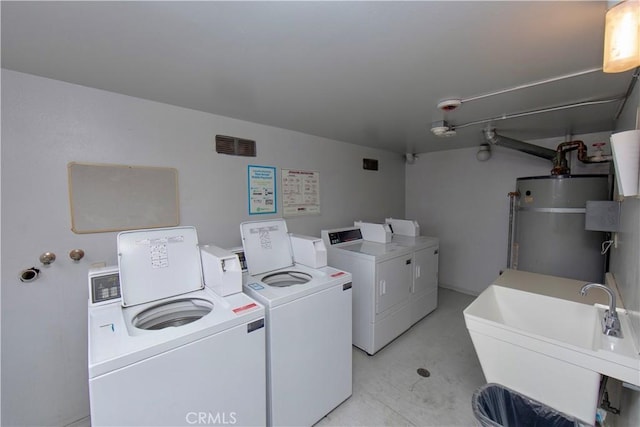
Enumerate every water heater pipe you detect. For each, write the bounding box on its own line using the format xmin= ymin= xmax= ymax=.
xmin=551 ymin=141 xmax=583 ymax=175
xmin=485 ymin=129 xmax=612 ymax=175
xmin=484 ymin=128 xmax=556 ymax=160
xmin=506 ymin=191 xmax=520 ymax=269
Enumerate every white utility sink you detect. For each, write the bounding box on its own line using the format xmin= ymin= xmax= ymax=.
xmin=464 ymin=283 xmax=640 ymax=424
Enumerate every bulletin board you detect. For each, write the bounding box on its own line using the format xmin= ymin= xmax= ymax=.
xmin=68 ymin=162 xmax=179 ymax=234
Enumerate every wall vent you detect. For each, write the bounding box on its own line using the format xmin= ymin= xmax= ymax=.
xmin=215 ymin=135 xmax=256 ymax=157
xmin=363 ymin=158 xmax=379 ymax=171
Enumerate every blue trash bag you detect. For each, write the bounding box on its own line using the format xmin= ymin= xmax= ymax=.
xmin=472 ymin=383 xmax=585 ymax=427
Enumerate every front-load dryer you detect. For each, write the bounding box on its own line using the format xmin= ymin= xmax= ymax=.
xmin=322 ymin=226 xmax=439 ymax=355
xmin=88 ymin=226 xmax=267 ymax=427
xmin=240 ymin=219 xmax=353 ymax=427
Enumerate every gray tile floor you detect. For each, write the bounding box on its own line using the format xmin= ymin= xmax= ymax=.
xmin=316 ymin=288 xmax=486 ymax=427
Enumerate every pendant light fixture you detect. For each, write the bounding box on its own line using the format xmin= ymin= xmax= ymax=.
xmin=476 ymin=143 xmax=491 ymax=162
xmin=603 ymin=0 xmax=640 ymax=73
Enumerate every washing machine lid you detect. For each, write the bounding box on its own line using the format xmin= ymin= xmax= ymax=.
xmin=240 ymin=219 xmax=294 ymax=275
xmin=117 ymin=226 xmax=204 ymax=307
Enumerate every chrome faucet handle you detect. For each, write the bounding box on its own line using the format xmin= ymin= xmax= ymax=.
xmin=579 ymin=282 xmax=622 ymax=338
xmin=603 ymin=309 xmax=623 ymax=338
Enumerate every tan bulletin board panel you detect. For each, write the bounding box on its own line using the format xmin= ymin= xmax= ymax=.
xmin=68 ymin=162 xmax=179 ymax=234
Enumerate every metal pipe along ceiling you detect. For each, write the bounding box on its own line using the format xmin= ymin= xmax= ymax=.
xmin=455 ymin=98 xmax=624 ymax=131
xmin=460 ymin=67 xmax=603 ymax=104
xmin=483 ymin=128 xmax=557 ymax=160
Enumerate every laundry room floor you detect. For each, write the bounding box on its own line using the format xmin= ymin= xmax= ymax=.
xmin=315 ymin=288 xmax=485 ymax=427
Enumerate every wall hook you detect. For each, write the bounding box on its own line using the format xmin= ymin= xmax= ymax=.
xmin=601 ymin=240 xmax=614 ymax=255
xmin=39 ymin=252 xmax=56 ymax=265
xmin=69 ymin=249 xmax=85 ymax=262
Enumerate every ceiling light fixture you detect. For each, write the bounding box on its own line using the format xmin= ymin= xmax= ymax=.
xmin=603 ymin=0 xmax=640 ymax=73
xmin=476 ymin=143 xmax=492 ymax=161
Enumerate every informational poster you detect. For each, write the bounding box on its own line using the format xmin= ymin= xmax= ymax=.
xmin=282 ymin=169 xmax=320 ymax=216
xmin=248 ymin=165 xmax=277 ymax=215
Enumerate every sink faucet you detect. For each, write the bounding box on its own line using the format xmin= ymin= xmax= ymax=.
xmin=580 ymin=283 xmax=623 ymax=338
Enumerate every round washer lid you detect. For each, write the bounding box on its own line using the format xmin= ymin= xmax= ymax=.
xmin=117 ymin=226 xmax=204 ymax=307
xmin=240 ymin=219 xmax=294 ymax=275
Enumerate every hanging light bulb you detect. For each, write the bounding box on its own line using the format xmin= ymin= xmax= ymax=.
xmin=476 ymin=143 xmax=491 ymax=161
xmin=603 ymin=0 xmax=640 ymax=73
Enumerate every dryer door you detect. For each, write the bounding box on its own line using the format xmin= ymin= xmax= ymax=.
xmin=375 ymin=254 xmax=413 ymax=314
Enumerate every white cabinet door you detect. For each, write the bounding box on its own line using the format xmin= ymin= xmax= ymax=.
xmin=375 ymin=254 xmax=413 ymax=314
xmin=413 ymin=246 xmax=439 ymax=295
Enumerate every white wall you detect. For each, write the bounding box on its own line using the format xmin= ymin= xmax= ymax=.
xmin=608 ymin=79 xmax=640 ymax=427
xmin=0 ymin=69 xmax=405 ymax=426
xmin=405 ymin=146 xmax=548 ymax=295
xmin=610 ymin=72 xmax=640 ymax=336
xmin=608 ymin=197 xmax=640 ymax=427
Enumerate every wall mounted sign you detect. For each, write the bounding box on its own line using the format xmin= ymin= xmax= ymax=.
xmin=68 ymin=162 xmax=179 ymax=233
xmin=248 ymin=165 xmax=277 ymax=215
xmin=282 ymin=169 xmax=320 ymax=216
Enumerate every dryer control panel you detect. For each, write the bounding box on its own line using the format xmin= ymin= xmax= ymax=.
xmin=322 ymin=228 xmax=363 ymax=246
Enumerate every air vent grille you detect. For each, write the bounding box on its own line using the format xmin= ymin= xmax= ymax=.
xmin=215 ymin=135 xmax=256 ymax=157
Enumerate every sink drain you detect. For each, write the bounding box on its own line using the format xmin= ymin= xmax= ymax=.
xmin=417 ymin=368 xmax=430 ymax=378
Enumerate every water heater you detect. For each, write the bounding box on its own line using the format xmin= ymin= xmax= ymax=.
xmin=510 ymin=175 xmax=611 ymax=283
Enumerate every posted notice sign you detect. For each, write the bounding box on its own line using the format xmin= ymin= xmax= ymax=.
xmin=248 ymin=165 xmax=276 ymax=215
xmin=282 ymin=169 xmax=320 ymax=216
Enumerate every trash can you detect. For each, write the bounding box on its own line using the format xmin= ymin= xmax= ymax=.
xmin=472 ymin=383 xmax=583 ymax=427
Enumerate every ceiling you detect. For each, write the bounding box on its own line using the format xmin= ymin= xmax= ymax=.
xmin=2 ymin=1 xmax=636 ymax=154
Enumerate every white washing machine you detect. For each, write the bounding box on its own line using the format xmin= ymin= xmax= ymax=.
xmin=322 ymin=226 xmax=439 ymax=355
xmin=240 ymin=219 xmax=353 ymax=427
xmin=88 ymin=226 xmax=267 ymax=427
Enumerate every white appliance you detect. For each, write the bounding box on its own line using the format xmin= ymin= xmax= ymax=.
xmin=387 ymin=220 xmax=439 ymax=324
xmin=322 ymin=226 xmax=439 ymax=355
xmin=200 ymin=244 xmax=243 ymax=296
xmin=289 ymin=233 xmax=327 ymax=268
xmin=354 ymin=220 xmax=392 ymax=243
xmin=88 ymin=226 xmax=267 ymax=427
xmin=390 ymin=233 xmax=440 ymax=319
xmin=240 ymin=219 xmax=353 ymax=427
xmin=385 ymin=217 xmax=420 ymax=237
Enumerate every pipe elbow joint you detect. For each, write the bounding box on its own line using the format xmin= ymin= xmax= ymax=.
xmin=483 ymin=128 xmax=498 ymax=144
